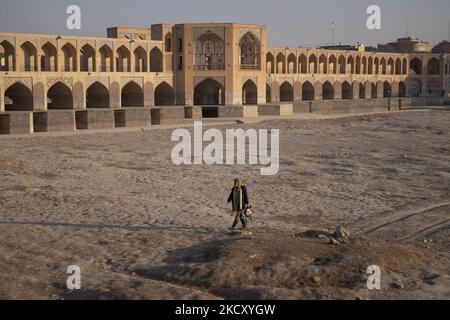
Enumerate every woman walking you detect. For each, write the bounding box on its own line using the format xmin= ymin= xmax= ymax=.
xmin=227 ymin=178 xmax=249 ymax=231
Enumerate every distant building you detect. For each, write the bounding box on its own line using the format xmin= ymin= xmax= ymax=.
xmin=365 ymin=46 xmax=378 ymax=52
xmin=107 ymin=27 xmax=152 ymax=41
xmin=320 ymin=42 xmax=365 ymax=52
xmin=378 ymin=37 xmax=434 ymax=53
xmin=432 ymin=41 xmax=450 ymax=54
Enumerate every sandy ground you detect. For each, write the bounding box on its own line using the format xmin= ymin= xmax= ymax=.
xmin=0 ymin=109 xmax=449 ymax=300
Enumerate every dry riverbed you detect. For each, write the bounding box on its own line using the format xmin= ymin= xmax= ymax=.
xmin=0 ymin=109 xmax=449 ymax=300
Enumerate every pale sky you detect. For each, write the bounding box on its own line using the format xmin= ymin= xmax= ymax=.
xmin=0 ymin=0 xmax=449 ymax=47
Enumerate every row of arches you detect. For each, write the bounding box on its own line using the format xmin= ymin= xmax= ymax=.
xmin=3 ymin=78 xmax=260 ymax=110
xmin=266 ymin=52 xmax=409 ymax=76
xmin=409 ymin=57 xmax=441 ymax=75
xmin=3 ymin=81 xmax=175 ymax=111
xmin=189 ymin=78 xmax=406 ymax=106
xmin=266 ymin=80 xmax=407 ymax=102
xmin=0 ymin=40 xmax=164 ymax=73
xmin=192 ymin=79 xmax=258 ymax=106
xmin=3 ymin=78 xmax=410 ymax=112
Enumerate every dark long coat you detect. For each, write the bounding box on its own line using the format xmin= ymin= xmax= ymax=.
xmin=227 ymin=186 xmax=249 ymax=211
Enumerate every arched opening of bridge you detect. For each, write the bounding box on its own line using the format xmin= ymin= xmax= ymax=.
xmin=99 ymin=45 xmax=113 ymax=72
xmin=299 ymin=54 xmax=307 ymax=74
xmin=359 ymin=83 xmax=366 ymax=99
xmin=165 ymin=33 xmax=173 ymax=52
xmin=338 ymin=55 xmax=346 ymax=74
xmin=266 ymin=53 xmax=274 ymax=74
xmin=383 ymin=81 xmax=392 ymax=98
xmin=280 ymin=82 xmax=293 ymax=102
xmin=4 ymin=83 xmax=34 ymax=111
xmin=134 ymin=46 xmax=148 ymax=72
xmin=308 ymin=54 xmax=317 ymax=74
xmin=371 ymin=83 xmax=377 ymax=98
xmin=41 ymin=42 xmax=57 ymax=72
xmin=80 ymin=44 xmax=96 ymax=72
xmin=322 ymin=81 xmax=334 ymax=100
xmin=240 ymin=32 xmax=261 ymax=69
xmin=0 ymin=40 xmax=15 ymax=71
xmin=242 ymin=80 xmax=258 ymax=105
xmin=266 ymin=84 xmax=272 ymax=103
xmin=287 ymin=54 xmax=297 ymax=74
xmin=21 ymin=41 xmax=38 ymax=72
xmin=116 ymin=46 xmax=131 ymax=72
xmin=194 ymin=31 xmax=224 ymax=71
xmin=428 ymin=58 xmax=440 ymax=75
xmin=61 ymin=43 xmax=77 ymax=72
xmin=150 ymin=48 xmax=164 ymax=72
xmin=328 ymin=55 xmax=337 ymax=74
xmin=395 ymin=58 xmax=402 ymax=75
xmin=399 ymin=82 xmax=407 ymax=98
xmin=410 ymin=58 xmax=422 ymax=75
xmin=86 ymin=82 xmax=110 ymax=108
xmin=276 ymin=53 xmax=286 ymax=74
xmin=342 ymin=81 xmax=353 ymax=99
xmin=155 ymin=82 xmax=175 ymax=106
xmin=302 ymin=81 xmax=314 ymax=101
xmin=47 ymin=82 xmax=73 ymax=109
xmin=121 ymin=82 xmax=144 ymax=107
xmin=319 ymin=55 xmax=327 ymax=74
xmin=193 ymin=79 xmax=224 ymax=106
